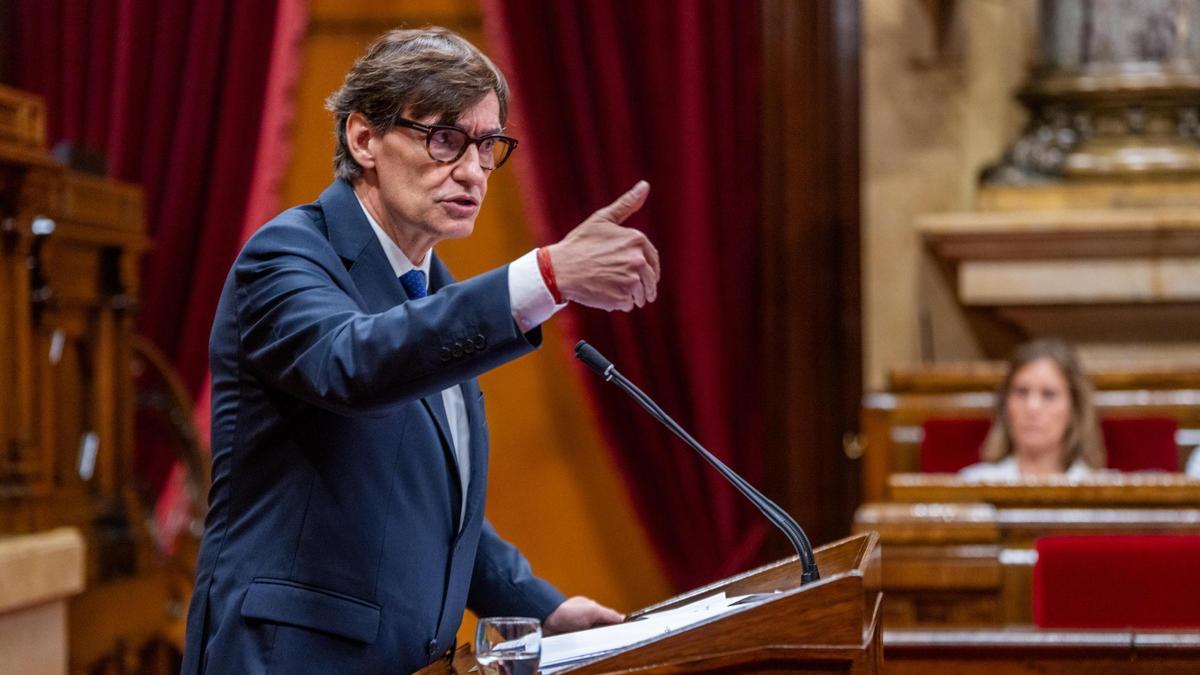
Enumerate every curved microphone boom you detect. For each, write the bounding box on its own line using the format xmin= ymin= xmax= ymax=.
xmin=574 ymin=340 xmax=819 ymax=584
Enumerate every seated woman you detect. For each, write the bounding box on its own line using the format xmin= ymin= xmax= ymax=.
xmin=960 ymin=338 xmax=1106 ymax=480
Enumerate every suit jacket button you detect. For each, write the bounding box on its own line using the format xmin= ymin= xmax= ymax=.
xmin=463 ymin=341 xmax=475 ymax=354
xmin=473 ymin=335 xmax=486 ymax=350
xmin=439 ymin=347 xmax=452 ymax=363
xmin=426 ymin=639 xmax=438 ymax=657
xmin=452 ymin=342 xmax=463 ymax=358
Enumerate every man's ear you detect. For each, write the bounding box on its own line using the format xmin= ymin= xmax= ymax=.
xmin=345 ymin=112 xmax=377 ymax=171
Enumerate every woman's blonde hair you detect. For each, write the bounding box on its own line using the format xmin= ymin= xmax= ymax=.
xmin=979 ymin=338 xmax=1106 ymax=469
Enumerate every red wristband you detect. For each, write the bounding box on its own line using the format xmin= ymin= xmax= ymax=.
xmin=536 ymin=247 xmax=564 ymax=304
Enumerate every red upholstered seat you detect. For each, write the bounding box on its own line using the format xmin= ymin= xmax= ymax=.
xmin=919 ymin=416 xmax=1179 ymax=473
xmin=1101 ymin=417 xmax=1178 ymax=472
xmin=919 ymin=418 xmax=990 ymax=473
xmin=1034 ymin=535 xmax=1200 ymax=628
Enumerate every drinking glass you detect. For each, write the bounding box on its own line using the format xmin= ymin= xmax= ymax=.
xmin=474 ymin=617 xmax=541 ymax=675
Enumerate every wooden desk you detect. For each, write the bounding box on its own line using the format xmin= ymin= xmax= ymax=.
xmin=888 ymin=361 xmax=1200 ymax=394
xmin=886 ymin=472 xmax=1200 ymax=505
xmin=885 ymin=628 xmax=1200 ymax=674
xmin=853 ymin=475 xmax=1200 ymax=627
xmin=0 ymin=528 xmax=85 ymax=675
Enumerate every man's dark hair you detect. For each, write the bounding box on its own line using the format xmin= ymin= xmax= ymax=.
xmin=325 ymin=27 xmax=510 ymax=182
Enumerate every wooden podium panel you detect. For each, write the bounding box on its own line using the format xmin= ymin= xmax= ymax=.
xmin=854 ymin=475 xmax=1200 ymax=627
xmin=426 ymin=533 xmax=881 ymax=674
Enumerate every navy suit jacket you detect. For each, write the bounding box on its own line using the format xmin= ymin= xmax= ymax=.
xmin=182 ymin=180 xmax=565 ymax=674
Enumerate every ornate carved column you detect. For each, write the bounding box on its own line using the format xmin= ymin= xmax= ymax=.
xmin=987 ymin=0 xmax=1200 ymax=183
xmin=914 ymin=0 xmax=1200 ymax=364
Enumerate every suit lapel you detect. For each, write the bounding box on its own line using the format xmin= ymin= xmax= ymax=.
xmin=416 ymin=254 xmax=457 ymax=475
xmin=318 ymin=180 xmax=460 ymax=495
xmin=431 ymin=257 xmax=486 ymax=532
xmin=319 ymin=180 xmax=402 ymax=314
xmin=458 ymin=377 xmax=487 ymax=532
xmin=427 ymin=253 xmax=453 ymax=294
xmin=420 ymin=395 xmax=456 ymax=485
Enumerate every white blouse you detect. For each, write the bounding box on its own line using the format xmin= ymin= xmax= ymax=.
xmin=959 ymin=455 xmax=1098 ymax=481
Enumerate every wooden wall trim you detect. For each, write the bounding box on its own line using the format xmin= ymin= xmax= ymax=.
xmin=761 ymin=0 xmax=863 ymax=550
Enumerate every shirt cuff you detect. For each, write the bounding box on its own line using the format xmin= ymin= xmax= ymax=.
xmin=509 ymin=249 xmax=565 ymax=332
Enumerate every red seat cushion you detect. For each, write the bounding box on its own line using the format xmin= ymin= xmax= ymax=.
xmin=919 ymin=418 xmax=991 ymax=473
xmin=1034 ymin=535 xmax=1200 ymax=628
xmin=919 ymin=416 xmax=1179 ymax=473
xmin=1101 ymin=417 xmax=1178 ymax=472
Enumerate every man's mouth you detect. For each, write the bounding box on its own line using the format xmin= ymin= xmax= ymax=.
xmin=443 ymin=195 xmax=478 ymax=207
xmin=439 ymin=196 xmax=480 ymax=218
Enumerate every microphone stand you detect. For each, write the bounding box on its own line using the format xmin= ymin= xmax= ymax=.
xmin=575 ymin=340 xmax=819 ymax=584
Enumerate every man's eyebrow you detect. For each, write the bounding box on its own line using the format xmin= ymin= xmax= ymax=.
xmin=455 ymin=120 xmax=504 ymax=136
xmin=434 ymin=115 xmax=504 ymax=136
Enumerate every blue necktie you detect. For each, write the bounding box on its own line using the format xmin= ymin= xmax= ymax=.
xmin=399 ymin=269 xmax=428 ymax=299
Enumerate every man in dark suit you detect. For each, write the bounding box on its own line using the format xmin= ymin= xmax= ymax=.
xmin=182 ymin=27 xmax=660 ymax=674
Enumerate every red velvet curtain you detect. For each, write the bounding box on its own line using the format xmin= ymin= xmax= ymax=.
xmin=12 ymin=0 xmax=299 ymax=498
xmin=484 ymin=0 xmax=767 ymax=591
xmin=14 ymin=0 xmax=281 ymax=393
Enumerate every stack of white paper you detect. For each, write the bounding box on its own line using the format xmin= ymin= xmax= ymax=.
xmin=539 ymin=592 xmax=769 ymax=673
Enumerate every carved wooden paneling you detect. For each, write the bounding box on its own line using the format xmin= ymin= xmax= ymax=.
xmin=0 ymin=86 xmax=169 ymax=674
xmin=0 ymin=83 xmax=45 ymax=152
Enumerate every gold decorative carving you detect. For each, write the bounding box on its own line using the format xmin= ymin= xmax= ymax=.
xmin=985 ymin=0 xmax=1200 ymax=182
xmin=0 ymin=84 xmax=46 ymax=152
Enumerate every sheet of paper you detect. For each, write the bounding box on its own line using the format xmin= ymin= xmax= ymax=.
xmin=539 ymin=592 xmax=770 ymax=673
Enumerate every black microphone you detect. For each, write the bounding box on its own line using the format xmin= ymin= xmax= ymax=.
xmin=574 ymin=340 xmax=819 ymax=584
xmin=575 ymin=341 xmax=614 ymax=380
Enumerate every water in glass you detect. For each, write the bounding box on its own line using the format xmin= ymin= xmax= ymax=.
xmin=475 ymin=617 xmax=540 ymax=675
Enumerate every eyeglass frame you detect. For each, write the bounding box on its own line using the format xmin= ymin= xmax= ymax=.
xmin=393 ymin=116 xmax=518 ymax=170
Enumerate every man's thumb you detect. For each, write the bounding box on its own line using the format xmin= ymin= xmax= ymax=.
xmin=596 ymin=180 xmax=650 ymax=224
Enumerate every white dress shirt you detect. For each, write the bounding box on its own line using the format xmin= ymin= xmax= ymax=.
xmin=356 ymin=196 xmax=562 ymax=524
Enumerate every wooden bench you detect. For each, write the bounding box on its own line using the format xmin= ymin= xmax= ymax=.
xmin=887 ymin=362 xmax=1200 ymax=394
xmin=853 ymin=475 xmax=1200 ymax=628
xmin=885 ymin=627 xmax=1200 ymax=674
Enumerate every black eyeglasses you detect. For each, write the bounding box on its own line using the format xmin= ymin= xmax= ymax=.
xmin=394 ymin=116 xmax=518 ymax=170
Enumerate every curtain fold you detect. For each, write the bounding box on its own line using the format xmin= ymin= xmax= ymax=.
xmin=484 ymin=0 xmax=767 ymax=591
xmin=14 ymin=0 xmax=286 ymax=395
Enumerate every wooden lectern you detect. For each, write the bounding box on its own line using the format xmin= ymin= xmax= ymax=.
xmin=423 ymin=532 xmax=881 ymax=674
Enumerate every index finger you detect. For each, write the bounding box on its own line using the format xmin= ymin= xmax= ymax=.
xmin=642 ymin=236 xmax=661 ymax=282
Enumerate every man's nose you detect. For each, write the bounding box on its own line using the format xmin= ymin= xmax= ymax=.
xmin=453 ymin=144 xmax=489 ymax=183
